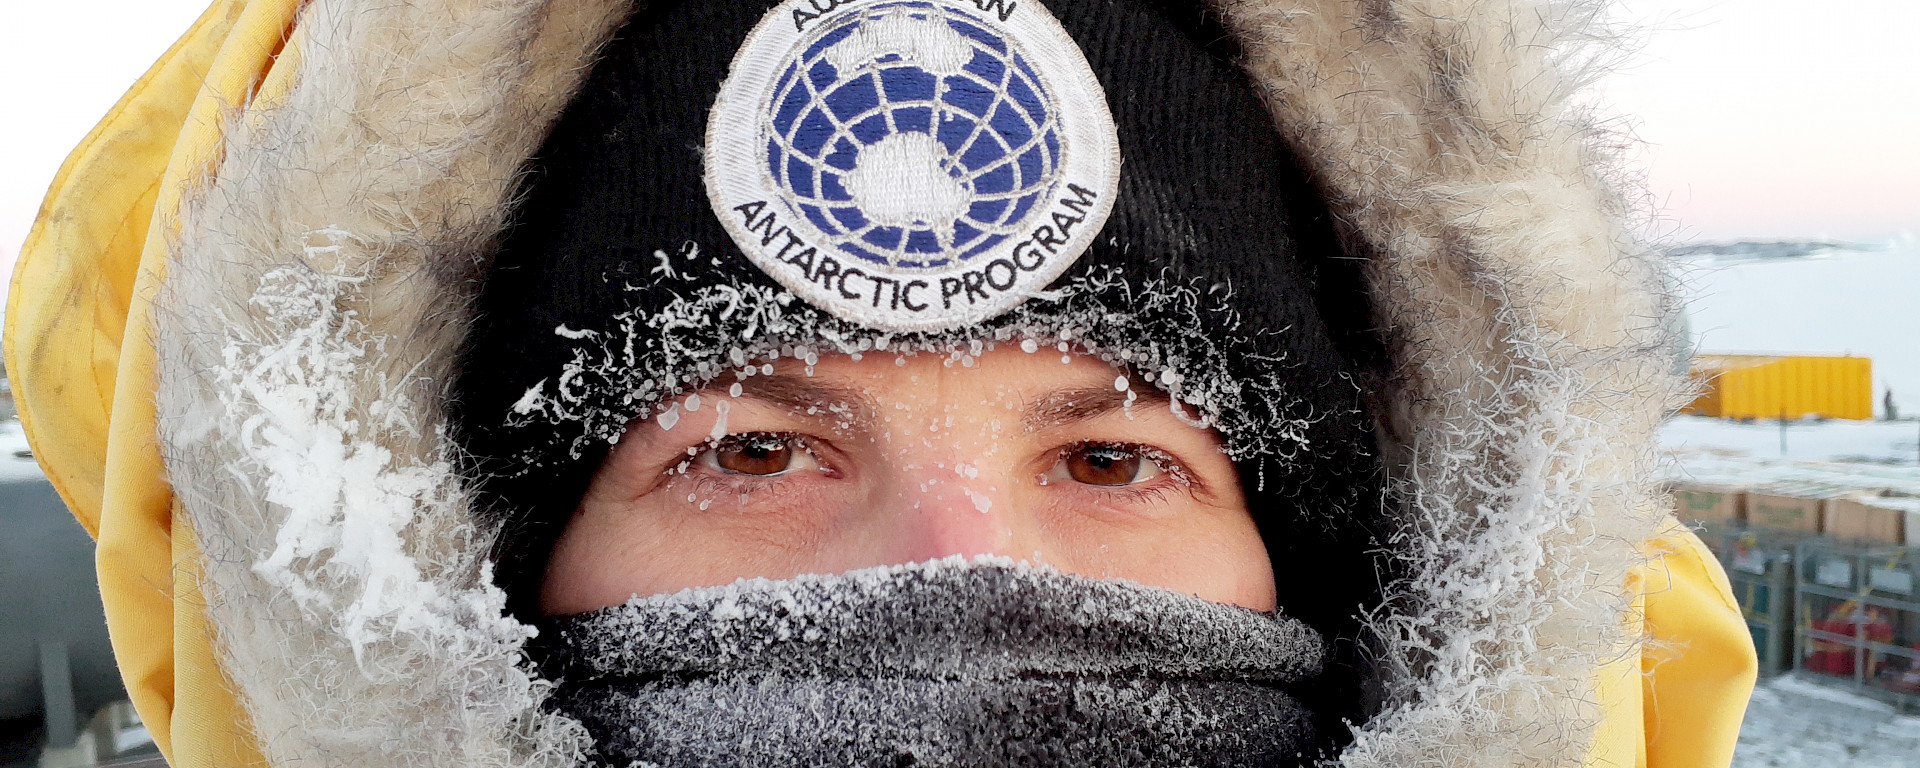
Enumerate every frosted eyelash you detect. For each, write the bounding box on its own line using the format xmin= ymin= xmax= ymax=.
xmin=664 ymin=431 xmax=828 ymax=478
xmin=1059 ymin=441 xmax=1197 ymax=488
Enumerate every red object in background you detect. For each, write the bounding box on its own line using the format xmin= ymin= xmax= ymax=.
xmin=1805 ymin=603 xmax=1896 ymax=677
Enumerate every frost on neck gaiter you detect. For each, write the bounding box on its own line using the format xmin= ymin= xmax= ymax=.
xmin=535 ymin=556 xmax=1328 ymax=767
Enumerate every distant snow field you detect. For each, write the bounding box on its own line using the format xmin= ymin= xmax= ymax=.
xmin=1678 ymin=237 xmax=1920 ymax=418
xmin=1664 ymin=415 xmax=1920 ymax=466
xmin=1662 ymin=238 xmax=1920 ymax=488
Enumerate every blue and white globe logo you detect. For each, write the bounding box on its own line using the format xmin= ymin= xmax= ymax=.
xmin=767 ymin=3 xmax=1060 ymax=267
xmin=707 ymin=0 xmax=1119 ymax=332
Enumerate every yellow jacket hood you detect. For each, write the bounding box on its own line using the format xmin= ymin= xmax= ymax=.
xmin=7 ymin=0 xmax=1755 ymax=766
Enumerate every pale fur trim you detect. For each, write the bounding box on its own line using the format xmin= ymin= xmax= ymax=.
xmin=150 ymin=0 xmax=1686 ymax=766
xmin=1217 ymin=0 xmax=1683 ymax=764
xmin=153 ymin=1 xmax=628 ymax=768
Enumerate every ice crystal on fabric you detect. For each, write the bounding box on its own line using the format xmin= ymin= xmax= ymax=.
xmin=505 ymin=258 xmax=1332 ymax=474
xmin=536 ymin=557 xmax=1327 ymax=767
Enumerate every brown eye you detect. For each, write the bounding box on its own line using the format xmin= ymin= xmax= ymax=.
xmin=713 ymin=434 xmax=797 ymax=476
xmin=1063 ymin=445 xmax=1158 ymax=486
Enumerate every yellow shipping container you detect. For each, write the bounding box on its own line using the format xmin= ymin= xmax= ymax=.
xmin=1684 ymin=354 xmax=1872 ymax=421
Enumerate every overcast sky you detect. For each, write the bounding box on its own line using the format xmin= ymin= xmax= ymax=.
xmin=1603 ymin=0 xmax=1920 ymax=243
xmin=2 ymin=0 xmax=1916 ymax=311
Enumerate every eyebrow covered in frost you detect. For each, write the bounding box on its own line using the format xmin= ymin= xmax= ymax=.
xmin=712 ymin=373 xmax=881 ymax=426
xmin=684 ymin=366 xmax=1178 ymax=436
xmin=1022 ymin=374 xmax=1171 ymax=432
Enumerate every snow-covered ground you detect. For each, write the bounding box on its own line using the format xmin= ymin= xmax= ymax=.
xmin=1678 ymin=237 xmax=1920 ymax=418
xmin=1735 ymin=676 xmax=1920 ymax=768
xmin=1665 ymin=416 xmax=1920 ymax=467
xmin=1662 ymin=416 xmax=1920 ymax=508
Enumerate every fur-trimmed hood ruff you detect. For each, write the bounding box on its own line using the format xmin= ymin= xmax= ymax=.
xmin=8 ymin=0 xmax=1756 ymax=766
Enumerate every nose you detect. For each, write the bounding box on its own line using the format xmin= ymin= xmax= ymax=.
xmin=881 ymin=463 xmax=1017 ymax=564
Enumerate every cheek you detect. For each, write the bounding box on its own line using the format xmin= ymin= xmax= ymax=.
xmin=1032 ymin=496 xmax=1275 ymax=612
xmin=539 ymin=494 xmax=694 ymax=616
xmin=1180 ymin=515 xmax=1277 ymax=612
xmin=539 ymin=474 xmax=868 ymax=615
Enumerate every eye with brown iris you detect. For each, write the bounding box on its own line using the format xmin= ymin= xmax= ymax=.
xmin=713 ymin=434 xmax=797 ymax=476
xmin=1063 ymin=445 xmax=1159 ymax=486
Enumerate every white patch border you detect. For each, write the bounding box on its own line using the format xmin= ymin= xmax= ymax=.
xmin=705 ymin=0 xmax=1120 ymax=333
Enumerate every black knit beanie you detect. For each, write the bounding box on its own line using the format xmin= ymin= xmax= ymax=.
xmin=453 ymin=0 xmax=1389 ymax=744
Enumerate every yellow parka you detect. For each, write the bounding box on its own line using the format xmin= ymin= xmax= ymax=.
xmin=8 ymin=1 xmax=1756 ymax=767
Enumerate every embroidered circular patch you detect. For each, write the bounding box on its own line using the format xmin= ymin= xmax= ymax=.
xmin=706 ymin=0 xmax=1120 ymax=332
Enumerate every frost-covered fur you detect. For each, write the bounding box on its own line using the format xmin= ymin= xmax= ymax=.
xmin=151 ymin=1 xmax=1683 ymax=768
xmin=154 ymin=0 xmax=629 ymax=766
xmin=1219 ymin=2 xmax=1681 ymax=765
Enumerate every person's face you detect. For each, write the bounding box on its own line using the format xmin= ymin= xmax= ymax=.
xmin=541 ymin=346 xmax=1274 ymax=615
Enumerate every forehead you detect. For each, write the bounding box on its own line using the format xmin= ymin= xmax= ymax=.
xmin=801 ymin=346 xmax=1121 ymax=394
xmin=751 ymin=345 xmax=1163 ymax=403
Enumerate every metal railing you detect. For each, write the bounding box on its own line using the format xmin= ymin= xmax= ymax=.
xmin=1791 ymin=539 xmax=1920 ymax=712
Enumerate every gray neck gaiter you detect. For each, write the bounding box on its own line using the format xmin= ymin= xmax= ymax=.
xmin=536 ymin=557 xmax=1326 ymax=767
